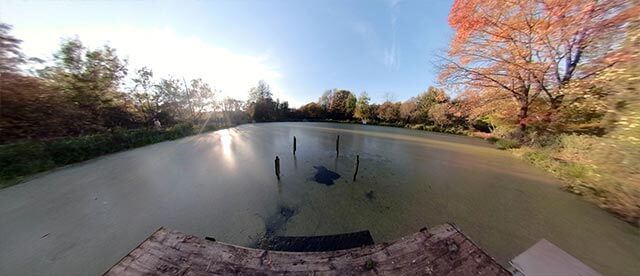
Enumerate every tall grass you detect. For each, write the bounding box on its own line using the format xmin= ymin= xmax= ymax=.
xmin=513 ymin=134 xmax=640 ymax=226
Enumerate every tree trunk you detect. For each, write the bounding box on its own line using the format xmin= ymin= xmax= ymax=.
xmin=516 ymin=100 xmax=529 ymax=138
xmin=543 ymin=95 xmax=563 ymax=124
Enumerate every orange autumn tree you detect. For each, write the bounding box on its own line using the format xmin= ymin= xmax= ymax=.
xmin=440 ymin=0 xmax=638 ymax=135
xmin=536 ymin=0 xmax=638 ymax=118
xmin=440 ymin=0 xmax=547 ymax=135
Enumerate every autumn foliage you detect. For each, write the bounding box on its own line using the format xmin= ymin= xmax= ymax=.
xmin=442 ymin=0 xmax=639 ymax=135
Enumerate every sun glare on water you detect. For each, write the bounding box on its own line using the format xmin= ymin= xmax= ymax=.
xmin=219 ymin=129 xmax=233 ymax=159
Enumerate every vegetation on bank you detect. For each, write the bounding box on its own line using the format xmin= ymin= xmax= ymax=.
xmin=0 ymin=123 xmax=232 ymax=189
xmin=512 ymin=58 xmax=640 ymax=226
xmin=513 ymin=134 xmax=639 ymax=226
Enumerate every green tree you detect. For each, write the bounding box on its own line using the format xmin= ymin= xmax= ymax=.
xmin=130 ymin=67 xmax=159 ymax=125
xmin=354 ymin=92 xmax=371 ymax=122
xmin=154 ymin=77 xmax=184 ymax=124
xmin=0 ymin=72 xmax=91 ymax=143
xmin=222 ymin=97 xmax=244 ymax=113
xmin=367 ymin=103 xmax=380 ymax=122
xmin=276 ymin=100 xmax=290 ymax=120
xmin=40 ymin=38 xmax=130 ymax=127
xmin=39 ymin=38 xmax=134 ymax=127
xmin=415 ymin=87 xmax=449 ymax=123
xmin=248 ymin=80 xmax=273 ymax=103
xmin=185 ymin=78 xmax=216 ymax=122
xmin=247 ymin=80 xmax=277 ymax=121
xmin=221 ymin=97 xmax=247 ymax=124
xmin=328 ymin=89 xmax=356 ymax=120
xmin=346 ymin=93 xmax=357 ymax=117
xmin=299 ymin=102 xmax=324 ymax=119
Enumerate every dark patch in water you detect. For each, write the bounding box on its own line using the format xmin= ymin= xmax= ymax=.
xmin=365 ymin=190 xmax=376 ymax=200
xmin=267 ymin=230 xmax=375 ymax=252
xmin=265 ymin=205 xmax=296 ymax=236
xmin=277 ymin=206 xmax=295 ymax=221
xmin=252 ymin=204 xmax=297 ymax=249
xmin=313 ymin=166 xmax=341 ymax=185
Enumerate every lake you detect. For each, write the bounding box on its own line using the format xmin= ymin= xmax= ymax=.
xmin=0 ymin=122 xmax=638 ymax=275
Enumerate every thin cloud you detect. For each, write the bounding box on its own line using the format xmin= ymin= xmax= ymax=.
xmin=384 ymin=41 xmax=397 ymax=68
xmin=352 ymin=1 xmax=401 ymax=70
xmin=388 ymin=0 xmax=403 ymax=8
xmin=384 ymin=6 xmax=400 ymax=70
xmin=352 ymin=17 xmax=399 ymax=70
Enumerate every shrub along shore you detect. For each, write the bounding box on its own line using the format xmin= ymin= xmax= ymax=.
xmin=513 ymin=135 xmax=639 ymax=227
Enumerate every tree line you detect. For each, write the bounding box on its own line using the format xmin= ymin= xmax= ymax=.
xmin=0 ymin=23 xmax=243 ymax=144
xmin=296 ymin=87 xmax=470 ymax=133
xmin=0 ymin=21 xmax=475 ymax=145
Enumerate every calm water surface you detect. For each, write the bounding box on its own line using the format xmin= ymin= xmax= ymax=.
xmin=0 ymin=122 xmax=638 ymax=275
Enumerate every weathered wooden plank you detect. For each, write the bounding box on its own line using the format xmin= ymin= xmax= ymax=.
xmin=105 ymin=224 xmax=508 ymax=275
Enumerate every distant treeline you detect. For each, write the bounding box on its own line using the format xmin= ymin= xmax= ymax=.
xmin=0 ymin=23 xmax=241 ymax=144
xmin=0 ymin=22 xmax=475 ymax=145
xmin=0 ymin=14 xmax=636 ymax=145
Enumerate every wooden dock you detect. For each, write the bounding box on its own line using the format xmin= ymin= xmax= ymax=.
xmin=106 ymin=224 xmax=508 ymax=275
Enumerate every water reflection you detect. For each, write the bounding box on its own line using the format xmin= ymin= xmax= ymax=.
xmin=220 ymin=129 xmax=232 ymax=158
xmin=214 ymin=129 xmax=236 ymax=170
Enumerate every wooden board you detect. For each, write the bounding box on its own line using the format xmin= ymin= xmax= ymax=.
xmin=510 ymin=239 xmax=601 ymax=276
xmin=106 ymin=224 xmax=508 ymax=275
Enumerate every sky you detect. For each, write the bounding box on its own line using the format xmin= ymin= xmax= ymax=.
xmin=1 ymin=0 xmax=454 ymax=107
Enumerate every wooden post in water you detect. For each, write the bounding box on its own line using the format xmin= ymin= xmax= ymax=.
xmin=353 ymin=155 xmax=360 ymax=181
xmin=336 ymin=135 xmax=340 ymax=156
xmin=275 ymin=156 xmax=280 ymax=180
xmin=293 ymin=136 xmax=297 ymax=155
